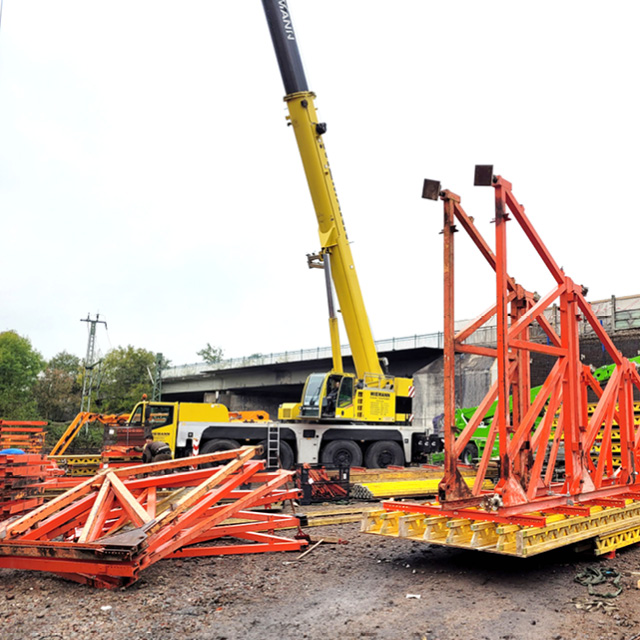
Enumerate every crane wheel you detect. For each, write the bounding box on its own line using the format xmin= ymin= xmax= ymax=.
xmin=198 ymin=438 xmax=241 ymax=467
xmin=321 ymin=440 xmax=363 ymax=467
xmin=256 ymin=439 xmax=295 ymax=469
xmin=364 ymin=440 xmax=404 ymax=468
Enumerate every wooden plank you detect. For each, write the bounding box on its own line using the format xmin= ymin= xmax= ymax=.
xmin=84 ymin=493 xmax=116 ymax=543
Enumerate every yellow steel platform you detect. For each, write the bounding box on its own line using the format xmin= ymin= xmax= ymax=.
xmin=49 ymin=455 xmax=102 ymax=465
xmin=362 ymin=499 xmax=640 ymax=557
xmin=352 ymin=477 xmax=494 ymax=500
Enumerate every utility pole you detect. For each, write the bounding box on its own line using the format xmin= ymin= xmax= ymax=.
xmin=151 ymin=352 xmax=165 ymax=401
xmin=80 ymin=313 xmax=107 ymax=412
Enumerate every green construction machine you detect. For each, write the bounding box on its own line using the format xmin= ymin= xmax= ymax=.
xmin=428 ymin=356 xmax=640 ymax=465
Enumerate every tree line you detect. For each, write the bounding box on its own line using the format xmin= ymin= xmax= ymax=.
xmin=0 ymin=330 xmax=163 ymax=422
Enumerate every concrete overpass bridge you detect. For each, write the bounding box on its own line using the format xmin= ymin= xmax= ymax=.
xmin=161 ymin=333 xmax=444 ymax=419
xmin=162 ymin=294 xmax=640 ymax=427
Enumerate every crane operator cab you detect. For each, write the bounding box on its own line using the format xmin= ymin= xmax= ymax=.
xmin=278 ymin=371 xmax=413 ymax=424
xmin=295 ymin=372 xmax=355 ymax=420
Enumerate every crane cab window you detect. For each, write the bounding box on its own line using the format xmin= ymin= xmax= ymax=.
xmin=337 ymin=377 xmax=354 ymax=408
xmin=322 ymin=375 xmax=344 ymax=417
xmin=129 ymin=404 xmax=174 ymax=428
xmin=301 ymin=373 xmax=327 ymax=417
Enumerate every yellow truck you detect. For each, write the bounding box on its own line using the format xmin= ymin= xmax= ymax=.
xmin=125 ymin=400 xmax=284 ymax=462
xmin=132 ymin=397 xmax=427 ymax=470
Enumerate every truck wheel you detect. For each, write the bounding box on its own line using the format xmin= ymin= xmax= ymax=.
xmin=278 ymin=441 xmax=295 ymax=469
xmin=321 ymin=440 xmax=363 ymax=467
xmin=256 ymin=440 xmax=295 ymax=470
xmin=199 ymin=438 xmax=241 ymax=467
xmin=460 ymin=442 xmax=478 ymax=465
xmin=364 ymin=440 xmax=404 ymax=468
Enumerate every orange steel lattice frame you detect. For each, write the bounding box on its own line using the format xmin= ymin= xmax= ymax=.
xmin=433 ymin=168 xmax=640 ymax=517
xmin=0 ymin=447 xmax=306 ymax=588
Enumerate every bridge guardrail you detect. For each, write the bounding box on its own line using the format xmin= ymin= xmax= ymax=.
xmin=164 ymin=294 xmax=640 ymax=379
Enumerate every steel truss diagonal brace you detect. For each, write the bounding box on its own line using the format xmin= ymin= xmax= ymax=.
xmin=433 ymin=169 xmax=640 ymax=512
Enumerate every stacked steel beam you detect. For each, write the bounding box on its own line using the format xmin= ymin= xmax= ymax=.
xmin=296 ymin=465 xmax=349 ymax=504
xmin=0 ymin=454 xmax=48 ymax=520
xmin=0 ymin=447 xmax=306 ymax=588
xmin=351 ymin=476 xmax=494 ymax=500
xmin=0 ymin=421 xmax=47 ymax=453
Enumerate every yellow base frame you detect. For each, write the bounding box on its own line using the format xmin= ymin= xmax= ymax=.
xmin=361 ymin=499 xmax=640 ymax=557
xmin=49 ymin=455 xmax=102 ymax=465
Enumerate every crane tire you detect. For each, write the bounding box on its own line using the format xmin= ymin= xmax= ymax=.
xmin=198 ymin=438 xmax=241 ymax=467
xmin=321 ymin=439 xmax=363 ymax=467
xmin=256 ymin=439 xmax=295 ymax=470
xmin=364 ymin=440 xmax=405 ymax=468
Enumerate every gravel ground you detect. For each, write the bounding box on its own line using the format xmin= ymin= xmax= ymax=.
xmin=2 ymin=506 xmax=640 ymax=640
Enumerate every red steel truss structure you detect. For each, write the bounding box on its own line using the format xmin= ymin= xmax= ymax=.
xmin=0 ymin=447 xmax=306 ymax=588
xmin=426 ymin=167 xmax=640 ymax=517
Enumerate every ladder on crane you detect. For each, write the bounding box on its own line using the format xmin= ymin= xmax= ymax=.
xmin=266 ymin=424 xmax=281 ymax=470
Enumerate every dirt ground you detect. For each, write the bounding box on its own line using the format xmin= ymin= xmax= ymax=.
xmin=2 ymin=503 xmax=640 ymax=640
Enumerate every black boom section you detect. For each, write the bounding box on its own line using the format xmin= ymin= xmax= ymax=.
xmin=262 ymin=0 xmax=309 ymax=95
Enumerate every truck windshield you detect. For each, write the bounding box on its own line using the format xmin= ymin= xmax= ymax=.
xmin=146 ymin=405 xmax=174 ymax=428
xmin=129 ymin=405 xmax=143 ymax=426
xmin=301 ymin=373 xmax=326 ymax=412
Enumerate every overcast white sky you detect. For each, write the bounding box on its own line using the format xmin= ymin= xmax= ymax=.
xmin=0 ymin=1 xmax=638 ymax=367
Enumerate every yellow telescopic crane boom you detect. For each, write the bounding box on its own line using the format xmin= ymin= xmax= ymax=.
xmin=262 ymin=0 xmax=383 ymax=381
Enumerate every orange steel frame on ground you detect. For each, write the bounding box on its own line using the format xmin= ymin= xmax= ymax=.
xmin=423 ymin=167 xmax=640 ymax=522
xmin=0 ymin=447 xmax=306 ymax=588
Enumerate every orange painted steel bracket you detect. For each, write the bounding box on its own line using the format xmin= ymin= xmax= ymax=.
xmin=0 ymin=447 xmax=306 ymax=588
xmin=422 ymin=167 xmax=640 ymax=520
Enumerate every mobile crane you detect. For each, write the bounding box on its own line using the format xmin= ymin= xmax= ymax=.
xmin=259 ymin=0 xmax=426 ymax=468
xmin=261 ymin=2 xmax=414 ymax=423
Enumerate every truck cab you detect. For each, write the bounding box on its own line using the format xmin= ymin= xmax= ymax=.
xmin=128 ymin=400 xmax=230 ymax=455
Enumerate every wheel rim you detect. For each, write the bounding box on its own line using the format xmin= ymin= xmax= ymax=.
xmin=334 ymin=448 xmax=354 ymax=466
xmin=377 ymin=449 xmax=395 ymax=467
